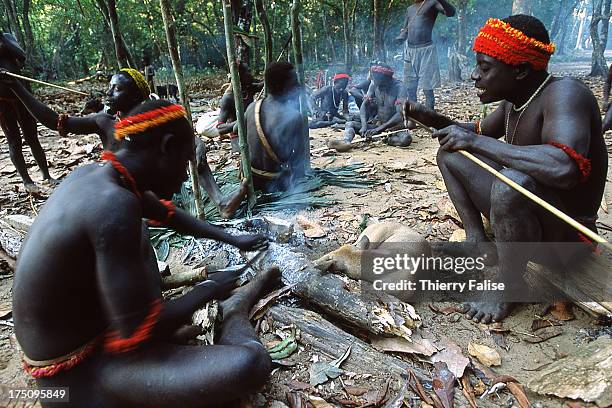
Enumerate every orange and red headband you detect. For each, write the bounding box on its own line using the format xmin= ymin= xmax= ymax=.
xmin=370 ymin=65 xmax=394 ymax=77
xmin=473 ymin=18 xmax=555 ymax=71
xmin=333 ymin=73 xmax=350 ymax=81
xmin=114 ymin=104 xmax=187 ymax=140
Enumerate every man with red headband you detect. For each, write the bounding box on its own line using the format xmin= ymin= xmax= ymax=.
xmin=13 ymin=100 xmax=277 ymax=406
xmin=308 ymin=72 xmax=350 ymax=129
xmin=405 ymin=15 xmax=607 ymax=323
xmin=339 ymin=64 xmax=412 ymax=147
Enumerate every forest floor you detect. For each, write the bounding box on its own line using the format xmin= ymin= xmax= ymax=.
xmin=0 ymin=62 xmax=610 ymax=408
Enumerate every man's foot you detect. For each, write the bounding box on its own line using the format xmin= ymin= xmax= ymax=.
xmin=219 ymin=266 xmax=282 ymax=318
xmin=433 ymin=240 xmax=498 ymax=266
xmin=343 ymin=127 xmax=356 ymax=143
xmin=460 ymin=302 xmax=516 ymax=323
xmin=218 ymin=180 xmax=248 ymax=219
xmin=328 ymin=139 xmax=353 ymax=152
xmin=385 ymin=131 xmax=412 ymax=147
xmin=23 ymin=182 xmax=40 ymax=194
xmin=42 ymin=177 xmax=59 ymax=186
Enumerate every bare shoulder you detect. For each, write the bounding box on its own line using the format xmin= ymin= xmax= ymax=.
xmin=544 ymin=77 xmax=597 ymax=107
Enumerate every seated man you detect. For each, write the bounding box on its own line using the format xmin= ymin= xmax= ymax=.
xmin=244 ymin=61 xmax=308 ymax=192
xmin=13 ymin=100 xmax=279 ymax=407
xmin=214 ymin=63 xmax=263 ymax=151
xmin=342 ymin=64 xmax=412 ymax=147
xmin=1 ymin=67 xmax=244 ymax=218
xmin=405 ymin=15 xmax=607 ymax=323
xmin=0 ymin=33 xmax=56 ymax=192
xmin=308 ymin=73 xmax=350 ymax=129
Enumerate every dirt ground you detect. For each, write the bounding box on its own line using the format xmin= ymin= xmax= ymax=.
xmin=0 ymin=65 xmax=610 ymax=408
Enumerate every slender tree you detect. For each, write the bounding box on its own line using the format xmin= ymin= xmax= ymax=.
xmin=159 ymin=0 xmax=206 ymax=218
xmin=589 ymin=0 xmax=611 ymax=76
xmin=222 ymin=0 xmax=256 ymax=209
xmin=291 ymin=0 xmax=311 ymax=170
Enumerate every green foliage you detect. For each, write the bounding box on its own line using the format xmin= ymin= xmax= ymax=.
xmin=1 ymin=0 xmax=587 ymax=81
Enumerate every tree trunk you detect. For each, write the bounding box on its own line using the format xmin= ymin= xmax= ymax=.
xmin=512 ymin=0 xmax=531 ymax=15
xmin=222 ymin=0 xmax=256 ymax=209
xmin=321 ymin=12 xmax=337 ymax=63
xmin=291 ymin=0 xmax=311 ymax=170
xmin=342 ymin=0 xmax=354 ymax=71
xmin=21 ymin=0 xmax=34 ymax=58
xmin=590 ymin=0 xmax=609 ymax=76
xmin=105 ymin=0 xmax=135 ymax=68
xmin=254 ymin=0 xmax=273 ymax=69
xmin=575 ymin=4 xmax=587 ymax=50
xmin=2 ymin=0 xmax=24 ymax=46
xmin=373 ymin=0 xmax=384 ymax=61
xmin=159 ymin=0 xmax=206 ymax=219
xmin=456 ymin=0 xmax=468 ymax=55
xmin=556 ymin=0 xmax=580 ymax=55
xmin=231 ymin=0 xmax=253 ymax=64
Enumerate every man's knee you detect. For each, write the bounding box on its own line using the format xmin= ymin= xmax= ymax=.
xmin=491 ymin=168 xmax=536 ymax=211
xmin=436 ymin=148 xmax=462 ymax=171
xmin=6 ymin=134 xmax=23 ymax=152
xmin=235 ymin=344 xmax=272 ymax=391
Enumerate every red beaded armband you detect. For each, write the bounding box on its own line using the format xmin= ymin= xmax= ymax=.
xmin=147 ymin=199 xmax=176 ymax=226
xmin=104 ymin=299 xmax=162 ymax=354
xmin=547 ymin=141 xmax=591 ymax=183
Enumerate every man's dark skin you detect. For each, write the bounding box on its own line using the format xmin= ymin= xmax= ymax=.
xmin=395 ymin=0 xmax=455 ymax=108
xmin=348 ymin=77 xmax=371 ymax=108
xmin=217 ymin=63 xmax=264 ymax=151
xmin=343 ymin=68 xmax=412 ymax=147
xmin=0 ymin=34 xmax=56 ymax=192
xmin=244 ymin=63 xmax=307 ymax=192
xmin=308 ymin=76 xmax=349 ymax=129
xmin=405 ymin=53 xmax=607 ymax=323
xmin=13 ymin=101 xmax=278 ymax=407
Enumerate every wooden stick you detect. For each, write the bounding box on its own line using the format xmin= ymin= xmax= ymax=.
xmin=408 ymin=116 xmax=611 ymax=250
xmin=159 ymin=0 xmax=206 ymax=219
xmin=4 ymin=71 xmax=88 ymax=96
xmin=221 ymin=0 xmax=256 ymax=211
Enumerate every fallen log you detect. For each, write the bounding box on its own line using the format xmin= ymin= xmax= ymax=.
xmin=528 ymin=256 xmax=612 ymax=319
xmin=161 ymin=267 xmax=208 ymax=290
xmin=268 ymin=304 xmax=428 ymax=381
xmin=260 ymin=247 xmax=420 ymax=340
xmin=0 ymin=221 xmax=25 ymax=259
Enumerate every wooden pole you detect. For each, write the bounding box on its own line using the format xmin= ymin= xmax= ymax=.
xmin=159 ymin=0 xmax=205 ymax=219
xmin=3 ymin=71 xmax=88 ymax=96
xmin=221 ymin=0 xmax=256 ymax=210
xmin=291 ymin=0 xmax=311 ymax=171
xmin=408 ymin=116 xmax=611 ymax=250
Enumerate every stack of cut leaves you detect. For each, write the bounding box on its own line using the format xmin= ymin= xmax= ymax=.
xmin=175 ymin=163 xmax=376 ymax=220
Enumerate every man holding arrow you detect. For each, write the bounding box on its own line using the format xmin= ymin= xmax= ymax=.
xmin=0 ymin=33 xmax=56 ymax=192
xmin=405 ymin=15 xmax=607 ymax=323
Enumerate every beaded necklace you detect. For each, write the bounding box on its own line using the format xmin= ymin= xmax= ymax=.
xmin=505 ymin=73 xmax=553 ymax=145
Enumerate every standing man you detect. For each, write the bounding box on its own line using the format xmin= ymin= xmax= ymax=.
xmin=396 ymin=0 xmax=455 ymax=110
xmin=0 ymin=33 xmax=56 ymax=192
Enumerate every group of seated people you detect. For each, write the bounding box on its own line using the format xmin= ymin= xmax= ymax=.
xmin=0 ymin=12 xmax=608 ymax=407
